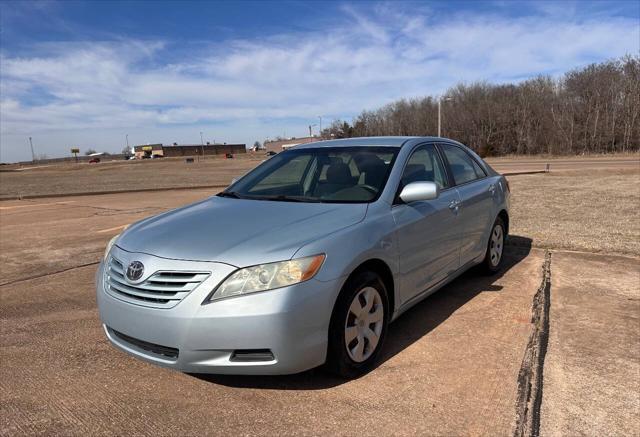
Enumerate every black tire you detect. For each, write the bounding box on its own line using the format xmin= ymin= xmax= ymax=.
xmin=482 ymin=216 xmax=506 ymax=274
xmin=326 ymin=270 xmax=390 ymax=378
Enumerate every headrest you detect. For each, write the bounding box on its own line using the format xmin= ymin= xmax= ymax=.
xmin=326 ymin=162 xmax=352 ymax=185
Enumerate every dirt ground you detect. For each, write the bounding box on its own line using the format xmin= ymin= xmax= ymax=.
xmin=1 ymin=153 xmax=637 ymax=200
xmin=1 ymin=157 xmax=639 ymax=436
xmin=509 ymin=168 xmax=640 ymax=255
xmin=0 ymin=154 xmax=264 ymax=199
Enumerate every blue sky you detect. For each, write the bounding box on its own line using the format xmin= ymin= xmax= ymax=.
xmin=1 ymin=0 xmax=638 ymax=162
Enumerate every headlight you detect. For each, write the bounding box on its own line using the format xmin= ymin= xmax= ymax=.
xmin=208 ymin=254 xmax=325 ymax=302
xmin=103 ymin=234 xmax=120 ymax=261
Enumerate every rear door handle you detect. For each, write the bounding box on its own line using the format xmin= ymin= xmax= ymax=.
xmin=488 ymin=184 xmax=496 ymax=195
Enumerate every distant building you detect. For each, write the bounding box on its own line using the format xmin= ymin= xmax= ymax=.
xmin=133 ymin=143 xmax=246 ymax=159
xmin=133 ymin=144 xmax=164 ymax=159
xmin=264 ymin=136 xmax=320 ymax=153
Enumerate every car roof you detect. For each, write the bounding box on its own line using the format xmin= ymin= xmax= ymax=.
xmin=292 ymin=136 xmax=450 ymax=149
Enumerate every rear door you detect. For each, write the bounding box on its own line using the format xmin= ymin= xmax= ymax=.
xmin=392 ymin=143 xmax=462 ymax=305
xmin=438 ymin=143 xmax=495 ymax=266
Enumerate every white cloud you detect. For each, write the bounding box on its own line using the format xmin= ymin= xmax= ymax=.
xmin=1 ymin=4 xmax=638 ymax=161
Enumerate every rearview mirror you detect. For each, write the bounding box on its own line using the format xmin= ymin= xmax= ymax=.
xmin=399 ymin=181 xmax=439 ymax=203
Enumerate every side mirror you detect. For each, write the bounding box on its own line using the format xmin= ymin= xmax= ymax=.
xmin=399 ymin=181 xmax=439 ymax=203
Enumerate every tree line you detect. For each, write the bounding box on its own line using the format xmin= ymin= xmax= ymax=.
xmin=321 ymin=56 xmax=639 ymax=156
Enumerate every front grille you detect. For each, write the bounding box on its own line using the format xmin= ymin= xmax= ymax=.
xmin=105 ymin=256 xmax=209 ymax=309
xmin=110 ymin=328 xmax=179 ymax=359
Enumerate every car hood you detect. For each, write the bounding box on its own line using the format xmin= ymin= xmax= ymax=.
xmin=117 ymin=196 xmax=368 ymax=267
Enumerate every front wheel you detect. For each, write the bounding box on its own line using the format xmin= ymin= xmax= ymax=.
xmin=326 ymin=271 xmax=389 ymax=378
xmin=482 ymin=216 xmax=506 ymax=274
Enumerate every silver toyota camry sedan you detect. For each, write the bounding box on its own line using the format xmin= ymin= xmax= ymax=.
xmin=97 ymin=137 xmax=510 ymax=377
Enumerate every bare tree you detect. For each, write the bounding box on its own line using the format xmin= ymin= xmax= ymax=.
xmin=328 ymin=56 xmax=638 ymax=156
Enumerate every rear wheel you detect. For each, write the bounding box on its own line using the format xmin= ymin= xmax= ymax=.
xmin=326 ymin=271 xmax=389 ymax=378
xmin=482 ymin=216 xmax=506 ymax=274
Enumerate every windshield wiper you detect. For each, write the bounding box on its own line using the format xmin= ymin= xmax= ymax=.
xmin=217 ymin=191 xmax=244 ymax=199
xmin=260 ymin=195 xmax=322 ymax=203
xmin=218 ymin=192 xmax=322 ymax=202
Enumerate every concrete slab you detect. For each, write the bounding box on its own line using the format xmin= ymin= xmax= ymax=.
xmin=0 ymin=189 xmax=215 ymax=285
xmin=2 ymin=160 xmax=638 ymax=435
xmin=0 ymin=240 xmax=543 ymax=435
xmin=541 ymin=251 xmax=640 ymax=436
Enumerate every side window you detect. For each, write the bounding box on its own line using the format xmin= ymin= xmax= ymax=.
xmin=470 ymin=157 xmax=487 ymax=178
xmin=401 ymin=145 xmax=449 ymax=189
xmin=441 ymin=145 xmax=484 ymax=185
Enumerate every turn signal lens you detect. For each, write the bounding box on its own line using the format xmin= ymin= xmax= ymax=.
xmin=103 ymin=234 xmax=120 ymax=261
xmin=209 ymin=254 xmax=326 ymax=302
xmin=102 ymin=225 xmax=129 ymax=261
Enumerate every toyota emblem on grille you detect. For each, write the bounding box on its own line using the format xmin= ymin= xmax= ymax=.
xmin=126 ymin=261 xmax=145 ymax=282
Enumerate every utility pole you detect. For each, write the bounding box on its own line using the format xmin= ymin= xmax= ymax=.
xmin=28 ymin=137 xmax=35 ymax=161
xmin=318 ymin=116 xmax=322 ymax=138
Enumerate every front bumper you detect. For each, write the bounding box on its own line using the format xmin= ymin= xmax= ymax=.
xmin=96 ymin=248 xmax=343 ymax=375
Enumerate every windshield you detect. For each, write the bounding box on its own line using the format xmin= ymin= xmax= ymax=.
xmin=222 ymin=146 xmax=399 ymax=203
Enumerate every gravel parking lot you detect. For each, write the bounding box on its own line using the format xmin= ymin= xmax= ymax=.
xmin=1 ymin=157 xmax=638 ymax=436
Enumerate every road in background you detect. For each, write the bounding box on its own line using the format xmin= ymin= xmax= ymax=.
xmin=487 ymin=156 xmax=639 ymax=173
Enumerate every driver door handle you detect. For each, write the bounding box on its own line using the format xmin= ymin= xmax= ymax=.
xmin=448 ymin=199 xmax=461 ymax=213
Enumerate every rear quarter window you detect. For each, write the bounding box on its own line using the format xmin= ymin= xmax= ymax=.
xmin=441 ymin=145 xmax=486 ymax=185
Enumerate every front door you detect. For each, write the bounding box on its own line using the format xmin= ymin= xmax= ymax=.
xmin=392 ymin=143 xmax=462 ymax=306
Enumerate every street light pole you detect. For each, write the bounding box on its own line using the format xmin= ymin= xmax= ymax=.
xmin=200 ymin=132 xmax=205 ymax=160
xmin=437 ymin=99 xmax=442 ymax=137
xmin=28 ymin=137 xmax=35 ymax=161
xmin=438 ymin=96 xmax=452 ymax=137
